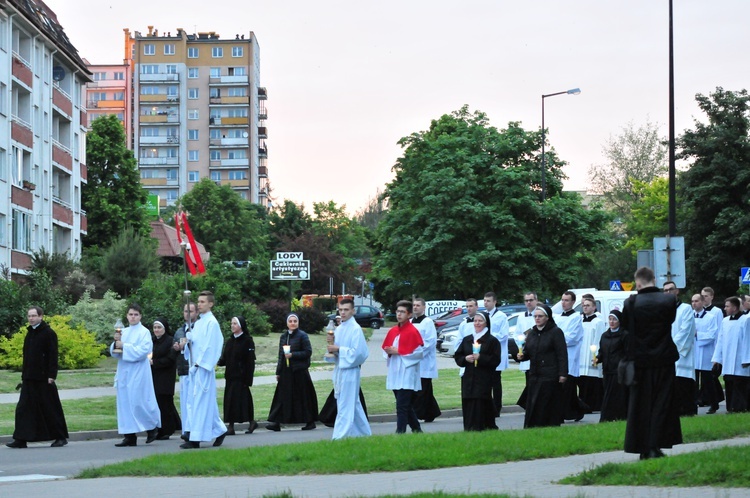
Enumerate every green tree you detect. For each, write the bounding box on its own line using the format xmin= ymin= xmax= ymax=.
xmin=83 ymin=115 xmax=150 ymax=249
xmin=623 ymin=177 xmax=669 ymax=252
xmin=177 ymin=178 xmax=268 ymax=262
xmin=0 ymin=277 xmax=27 ymax=338
xmin=588 ymin=120 xmax=668 ymax=218
xmin=100 ymin=226 xmax=160 ymax=297
xmin=268 ymin=200 xmax=312 ymax=247
xmin=678 ymin=87 xmax=750 ymax=297
xmin=374 ymin=106 xmax=611 ymax=303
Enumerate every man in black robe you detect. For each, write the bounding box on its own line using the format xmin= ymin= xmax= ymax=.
xmin=621 ymin=267 xmax=682 ymax=460
xmin=6 ymin=307 xmax=69 ymax=448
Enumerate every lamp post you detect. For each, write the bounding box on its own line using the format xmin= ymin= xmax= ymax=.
xmin=541 ymin=88 xmax=581 ymax=202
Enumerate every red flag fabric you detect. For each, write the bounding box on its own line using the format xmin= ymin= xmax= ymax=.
xmin=175 ymin=213 xmax=197 ymax=275
xmin=181 ymin=212 xmax=205 ymax=274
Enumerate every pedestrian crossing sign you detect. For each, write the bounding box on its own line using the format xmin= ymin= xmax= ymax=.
xmin=610 ymin=280 xmax=623 ymax=291
xmin=742 ymin=267 xmax=750 ymax=284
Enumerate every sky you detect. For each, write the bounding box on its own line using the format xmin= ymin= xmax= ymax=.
xmin=50 ymin=0 xmax=750 ymax=215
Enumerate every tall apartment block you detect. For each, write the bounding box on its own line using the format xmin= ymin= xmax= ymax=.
xmin=0 ymin=0 xmax=90 ymax=278
xmin=123 ymin=26 xmax=269 ymax=208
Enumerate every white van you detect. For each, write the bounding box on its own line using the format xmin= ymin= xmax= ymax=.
xmin=550 ymin=288 xmax=636 ymax=315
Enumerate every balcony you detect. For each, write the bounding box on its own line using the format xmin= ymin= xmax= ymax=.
xmin=210 ymin=158 xmax=249 ymax=168
xmin=209 ymin=137 xmax=248 ymax=147
xmin=258 ymin=87 xmax=267 ymax=100
xmin=209 ymin=96 xmax=249 ymax=106
xmin=223 ymin=179 xmax=249 ymax=188
xmin=141 ymin=178 xmax=168 ymax=186
xmin=209 ymin=75 xmax=249 ymax=85
xmin=258 ymin=126 xmax=267 ymax=138
xmin=140 ymin=94 xmax=179 ymax=103
xmin=139 ymin=157 xmax=179 ymax=166
xmin=140 ymin=112 xmax=180 ymax=123
xmin=89 ymin=100 xmax=126 ymax=109
xmin=139 ymin=135 xmax=180 ymax=145
xmin=259 ymin=145 xmax=268 ymax=158
xmin=139 ymin=73 xmax=179 ymax=82
xmin=258 ymin=166 xmax=268 ymax=177
xmin=259 ymin=106 xmax=267 ymax=120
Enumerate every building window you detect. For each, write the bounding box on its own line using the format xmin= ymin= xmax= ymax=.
xmin=188 ymin=171 xmax=199 ymax=182
xmin=187 ymin=47 xmax=199 ymax=58
xmin=166 ymin=64 xmax=177 ymax=74
xmin=232 ymin=46 xmax=243 ymax=57
xmin=210 ymin=67 xmax=221 ymax=78
xmin=228 ymin=129 xmax=243 ymax=138
xmin=212 ymin=47 xmax=223 ymax=58
xmin=228 ymin=150 xmax=246 ymax=159
xmin=227 ymin=108 xmax=247 ymax=118
xmin=93 ymin=72 xmax=107 ymax=81
xmin=143 ymin=44 xmax=155 ymax=55
xmin=229 ymin=170 xmax=246 ymax=180
xmin=210 ymin=150 xmax=221 ymax=160
xmin=238 ymin=191 xmax=247 ymax=199
xmin=229 ymin=67 xmax=246 ymax=76
xmin=114 ymin=72 xmax=125 ymax=80
xmin=0 ymin=213 xmax=5 ymax=247
xmin=140 ymin=127 xmax=158 ymax=137
xmin=228 ymin=87 xmax=246 ymax=97
xmin=188 ymin=68 xmax=198 ymax=78
xmin=140 ymin=86 xmax=158 ymax=95
xmin=167 ymin=86 xmax=178 ymax=97
xmin=12 ymin=209 xmax=32 ymax=253
xmin=0 ymin=146 xmax=6 ymax=179
xmin=210 ymin=129 xmax=221 ymax=139
xmin=188 ymin=129 xmax=199 ymax=140
xmin=0 ymin=82 xmax=7 ymax=116
xmin=113 ymin=92 xmax=124 ymax=101
xmin=188 ymin=150 xmax=199 ymax=161
xmin=210 ymin=171 xmax=221 ymax=181
xmin=140 ymin=170 xmax=156 ymax=179
xmin=166 ymin=148 xmax=177 ymax=158
xmin=166 ymin=190 xmax=178 ymax=202
xmin=188 ymin=109 xmax=199 ymax=120
xmin=188 ymin=88 xmax=199 ymax=99
xmin=140 ymin=64 xmax=158 ymax=74
xmin=166 ymin=169 xmax=178 ymax=180
xmin=209 ymin=87 xmax=220 ymax=98
xmin=164 ymin=44 xmax=175 ymax=55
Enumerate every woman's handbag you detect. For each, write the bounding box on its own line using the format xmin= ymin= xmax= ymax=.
xmin=617 ymin=359 xmax=635 ymax=386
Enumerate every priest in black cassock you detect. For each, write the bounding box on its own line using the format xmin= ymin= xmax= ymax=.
xmin=454 ymin=312 xmax=501 ymax=431
xmin=621 ymin=266 xmax=682 ymax=460
xmin=6 ymin=307 xmax=69 ymax=449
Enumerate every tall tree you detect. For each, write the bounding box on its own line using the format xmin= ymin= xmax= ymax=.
xmin=678 ymin=87 xmax=750 ymax=297
xmin=588 ymin=120 xmax=667 ymax=217
xmin=268 ymin=200 xmax=313 ymax=249
xmin=177 ymin=178 xmax=268 ymax=262
xmin=624 ymin=177 xmax=669 ymax=252
xmin=355 ymin=189 xmax=387 ymax=231
xmin=83 ymin=115 xmax=150 ymax=248
xmin=100 ymin=226 xmax=160 ymax=297
xmin=374 ymin=106 xmax=611 ymax=304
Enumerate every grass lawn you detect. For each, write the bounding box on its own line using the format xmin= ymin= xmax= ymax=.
xmin=561 ymin=444 xmax=750 ymax=488
xmin=77 ymin=413 xmax=750 ymax=478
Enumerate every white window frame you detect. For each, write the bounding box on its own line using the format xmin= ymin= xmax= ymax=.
xmin=187 ymin=47 xmax=199 ymax=58
xmin=188 ymin=171 xmax=199 ymax=182
xmin=188 ymin=88 xmax=199 ymax=99
xmin=232 ymin=46 xmax=243 ymax=57
xmin=143 ymin=44 xmax=155 ymax=55
xmin=188 ymin=150 xmax=199 ymax=162
xmin=212 ymin=47 xmax=223 ymax=58
xmin=188 ymin=129 xmax=199 ymax=140
xmin=164 ymin=44 xmax=175 ymax=55
xmin=188 ymin=68 xmax=198 ymax=79
xmin=188 ymin=109 xmax=199 ymax=120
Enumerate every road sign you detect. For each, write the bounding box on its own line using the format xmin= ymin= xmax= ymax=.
xmin=742 ymin=267 xmax=750 ymax=285
xmin=653 ymin=236 xmax=686 ymax=288
xmin=610 ymin=280 xmax=623 ymax=291
xmin=270 ymin=260 xmax=310 ymax=280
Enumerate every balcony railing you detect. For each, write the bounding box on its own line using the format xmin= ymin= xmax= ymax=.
xmin=139 ymin=157 xmax=179 ymax=166
xmin=139 ymin=73 xmax=179 ymax=82
xmin=258 ymin=87 xmax=267 ymax=100
xmin=139 ymin=135 xmax=180 ymax=145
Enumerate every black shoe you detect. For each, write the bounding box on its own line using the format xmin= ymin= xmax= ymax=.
xmin=226 ymin=427 xmax=236 ymax=436
xmin=156 ymin=435 xmax=170 ymax=440
xmin=646 ymin=449 xmax=665 ymax=459
xmin=180 ymin=441 xmax=199 ymax=449
xmin=245 ymin=421 xmax=259 ymax=434
xmin=115 ymin=437 xmax=136 ymax=447
xmin=707 ymin=407 xmax=718 ymax=414
xmin=266 ymin=423 xmax=281 ymax=432
xmin=50 ymin=438 xmax=67 ymax=447
xmin=180 ymin=432 xmax=190 ymax=442
xmin=213 ymin=432 xmax=227 ymax=447
xmin=301 ymin=422 xmax=316 ymax=431
xmin=6 ymin=440 xmax=27 ymax=449
xmin=412 ymin=427 xmax=423 ymax=433
xmin=145 ymin=428 xmax=158 ymax=444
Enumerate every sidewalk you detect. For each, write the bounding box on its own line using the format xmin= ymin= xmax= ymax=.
xmin=2 ymin=436 xmax=749 ymax=497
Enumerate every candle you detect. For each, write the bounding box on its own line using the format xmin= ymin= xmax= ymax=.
xmin=283 ymin=344 xmax=291 ymax=367
xmin=590 ymin=344 xmax=598 ymax=365
xmin=472 ymin=342 xmax=480 ymax=367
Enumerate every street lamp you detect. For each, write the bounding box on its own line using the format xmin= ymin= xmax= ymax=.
xmin=541 ymin=88 xmax=581 ymax=202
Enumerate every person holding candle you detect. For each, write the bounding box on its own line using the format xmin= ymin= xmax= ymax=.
xmin=111 ymin=303 xmax=160 ymax=447
xmin=217 ymin=316 xmax=257 ymax=435
xmin=454 ymin=312 xmax=501 ymax=431
xmin=596 ymin=310 xmax=629 ymax=422
xmin=517 ymin=304 xmax=568 ymax=429
xmin=382 ymin=300 xmax=425 ymax=434
xmin=266 ymin=313 xmax=318 ymax=431
xmin=150 ymin=317 xmax=181 ymax=440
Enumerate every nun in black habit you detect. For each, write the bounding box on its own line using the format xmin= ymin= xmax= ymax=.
xmin=596 ymin=310 xmax=629 ymax=422
xmin=217 ymin=315 xmax=257 ymax=435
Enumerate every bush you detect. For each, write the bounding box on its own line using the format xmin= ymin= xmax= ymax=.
xmin=312 ymin=296 xmax=337 ymax=312
xmin=258 ymin=299 xmax=291 ymax=333
xmin=295 ymin=306 xmax=328 ymax=334
xmin=0 ymin=315 xmax=105 ymax=370
xmin=229 ymin=302 xmax=272 ymax=337
xmin=0 ymin=278 xmax=26 ymax=338
xmin=68 ymin=290 xmax=127 ymax=344
xmin=100 ymin=226 xmax=160 ymax=297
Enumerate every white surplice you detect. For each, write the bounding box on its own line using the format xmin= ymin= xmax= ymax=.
xmin=712 ymin=315 xmax=750 ymax=377
xmin=695 ymin=308 xmax=721 ymax=371
xmin=672 ymin=302 xmax=696 ymax=379
xmin=555 ymin=311 xmax=584 ymax=377
xmin=579 ymin=315 xmax=606 ymax=378
xmin=384 ymin=335 xmax=424 ymax=391
xmin=412 ymin=316 xmax=438 ymax=379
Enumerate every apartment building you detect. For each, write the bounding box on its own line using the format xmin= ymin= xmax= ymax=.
xmin=0 ymin=0 xmax=90 ymax=278
xmin=125 ymin=26 xmax=268 ymax=208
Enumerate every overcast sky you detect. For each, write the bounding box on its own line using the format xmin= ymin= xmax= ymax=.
xmin=51 ymin=0 xmax=750 ymax=214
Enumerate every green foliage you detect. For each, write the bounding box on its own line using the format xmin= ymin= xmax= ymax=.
xmin=375 ymin=106 xmax=611 ymax=303
xmin=23 ymin=270 xmax=68 ymax=316
xmin=0 ymin=278 xmax=28 ymax=338
xmin=294 ymin=306 xmax=328 ymax=334
xmin=0 ymin=316 xmax=104 ymax=370
xmin=68 ymin=290 xmax=127 ymax=344
xmin=268 ymin=200 xmax=313 ymax=249
xmin=624 ymin=177 xmax=669 ymax=252
xmin=100 ymin=226 xmax=160 ymax=297
xmin=678 ymin=87 xmax=750 ymax=296
xmin=312 ymin=296 xmax=337 ymax=312
xmin=83 ymin=114 xmax=150 ymax=249
xmin=258 ymin=299 xmax=291 ymax=333
xmin=177 ymin=178 xmax=268 ymax=261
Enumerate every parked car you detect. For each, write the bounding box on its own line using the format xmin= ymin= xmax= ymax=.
xmin=327 ymin=305 xmax=384 ymax=329
xmin=438 ymin=311 xmax=524 ymax=361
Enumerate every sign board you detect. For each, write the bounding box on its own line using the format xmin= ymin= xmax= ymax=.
xmin=653 ymin=236 xmax=686 ymax=288
xmin=276 ymin=252 xmax=303 ymax=261
xmin=742 ymin=267 xmax=750 ymax=285
xmin=425 ymin=300 xmax=466 ymax=317
xmin=609 ymin=281 xmax=623 ymax=291
xmin=145 ymin=194 xmax=160 ymax=218
xmin=637 ymin=250 xmax=654 ymax=272
xmin=270 ymin=260 xmax=310 ymax=280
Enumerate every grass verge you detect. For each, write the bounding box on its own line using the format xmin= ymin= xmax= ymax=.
xmin=77 ymin=412 xmax=750 ymax=478
xmin=560 ymin=443 xmax=750 ymax=488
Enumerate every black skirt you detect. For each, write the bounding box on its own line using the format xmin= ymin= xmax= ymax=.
xmin=413 ymin=378 xmax=441 ymax=421
xmin=13 ymin=380 xmax=69 ymax=442
xmin=156 ymin=394 xmax=181 ymax=436
xmin=223 ymin=379 xmax=255 ymax=423
xmin=268 ymin=368 xmax=318 ymax=424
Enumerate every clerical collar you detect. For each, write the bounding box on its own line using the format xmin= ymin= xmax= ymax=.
xmin=412 ymin=314 xmax=426 ymax=324
xmin=466 ymin=315 xmax=475 ymax=323
xmin=704 ymin=305 xmax=715 ymax=312
xmin=31 ymin=323 xmax=40 ymax=329
xmin=582 ymin=314 xmax=597 ymax=322
xmin=561 ymin=310 xmax=576 ymax=317
xmin=525 ymin=311 xmax=533 ymax=317
xmin=730 ymin=313 xmax=742 ymax=321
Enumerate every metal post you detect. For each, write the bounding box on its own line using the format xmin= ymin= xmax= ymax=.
xmin=541 ymin=95 xmax=546 ymax=202
xmin=668 ymin=0 xmax=677 ymax=237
